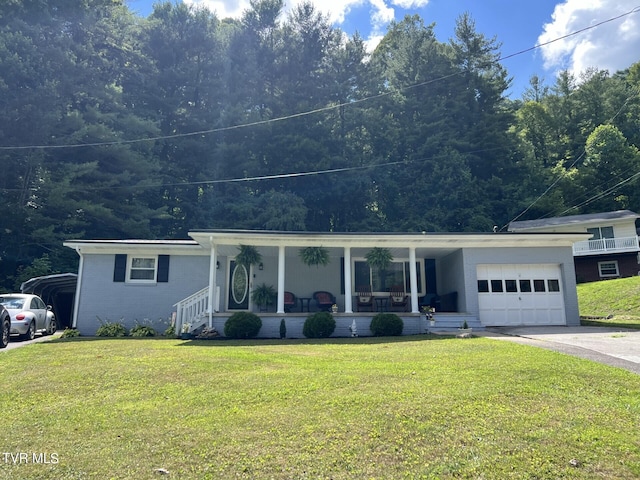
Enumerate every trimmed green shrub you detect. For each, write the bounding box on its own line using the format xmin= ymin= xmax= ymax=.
xmin=130 ymin=324 xmax=156 ymax=337
xmin=370 ymin=313 xmax=403 ymax=336
xmin=95 ymin=318 xmax=127 ymax=337
xmin=303 ymin=312 xmax=336 ymax=338
xmin=224 ymin=312 xmax=262 ymax=339
xmin=164 ymin=324 xmax=176 ymax=337
xmin=60 ymin=328 xmax=80 ymax=338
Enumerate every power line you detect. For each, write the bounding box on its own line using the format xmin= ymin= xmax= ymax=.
xmin=1 ymin=6 xmax=639 ymax=152
xmin=503 ymin=83 xmax=640 ymax=229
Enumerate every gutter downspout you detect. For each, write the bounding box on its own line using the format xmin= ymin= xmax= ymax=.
xmin=71 ymin=247 xmax=84 ymax=329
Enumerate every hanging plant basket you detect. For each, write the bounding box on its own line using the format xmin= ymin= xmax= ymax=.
xmin=299 ymin=246 xmax=330 ymax=267
xmin=236 ymin=245 xmax=262 ymax=268
xmin=365 ymin=247 xmax=393 ymax=271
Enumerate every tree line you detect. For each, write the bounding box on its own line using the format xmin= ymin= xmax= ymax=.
xmin=1 ymin=0 xmax=639 ymax=290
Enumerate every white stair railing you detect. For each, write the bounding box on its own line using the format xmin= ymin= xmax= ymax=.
xmin=174 ymin=286 xmax=210 ymax=334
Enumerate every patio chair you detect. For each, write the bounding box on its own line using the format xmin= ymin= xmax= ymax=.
xmin=284 ymin=291 xmax=297 ymax=312
xmin=389 ymin=285 xmax=408 ymax=312
xmin=312 ymin=291 xmax=336 ymax=312
xmin=356 ymin=285 xmax=374 ymax=312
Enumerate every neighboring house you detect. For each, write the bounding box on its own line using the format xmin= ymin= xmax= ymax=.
xmin=509 ymin=210 xmax=640 ymax=284
xmin=64 ymin=229 xmax=588 ymax=337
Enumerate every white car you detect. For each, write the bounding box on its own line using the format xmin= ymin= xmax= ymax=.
xmin=0 ymin=294 xmax=56 ymax=340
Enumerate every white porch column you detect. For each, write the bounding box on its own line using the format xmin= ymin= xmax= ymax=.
xmin=343 ymin=246 xmax=353 ymax=313
xmin=276 ymin=245 xmax=286 ymax=314
xmin=208 ymin=240 xmax=217 ymax=323
xmin=409 ymin=247 xmax=419 ymax=313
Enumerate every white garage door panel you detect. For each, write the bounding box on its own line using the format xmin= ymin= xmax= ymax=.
xmin=478 ymin=264 xmax=566 ymax=327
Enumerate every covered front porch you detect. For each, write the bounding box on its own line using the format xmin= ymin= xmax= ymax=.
xmin=174 ymin=230 xmax=471 ymax=336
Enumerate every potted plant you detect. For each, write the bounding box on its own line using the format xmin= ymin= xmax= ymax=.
xmin=331 ymin=303 xmax=338 ymax=313
xmin=251 ymin=283 xmax=276 ymax=312
xmin=181 ymin=323 xmax=191 ymax=340
xmin=236 ymin=244 xmax=262 ymax=268
xmin=299 ymin=246 xmax=330 ymax=267
xmin=422 ymin=305 xmax=436 ymax=327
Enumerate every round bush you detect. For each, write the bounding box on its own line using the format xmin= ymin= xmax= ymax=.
xmin=303 ymin=312 xmax=336 ymax=338
xmin=224 ymin=312 xmax=262 ymax=339
xmin=370 ymin=313 xmax=403 ymax=336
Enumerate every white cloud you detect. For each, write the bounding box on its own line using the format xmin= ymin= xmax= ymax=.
xmin=182 ymin=0 xmax=421 ymax=53
xmin=538 ymin=0 xmax=640 ymax=79
xmin=183 ymin=0 xmax=250 ymax=19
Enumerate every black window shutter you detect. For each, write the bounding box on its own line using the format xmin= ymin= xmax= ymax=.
xmin=157 ymin=255 xmax=170 ymax=282
xmin=113 ymin=254 xmax=127 ymax=282
xmin=340 ymin=257 xmax=345 ymax=294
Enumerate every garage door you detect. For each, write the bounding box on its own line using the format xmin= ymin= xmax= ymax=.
xmin=477 ymin=264 xmax=566 ymax=326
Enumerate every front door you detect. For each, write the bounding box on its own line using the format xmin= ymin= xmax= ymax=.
xmin=227 ymin=260 xmax=250 ymax=310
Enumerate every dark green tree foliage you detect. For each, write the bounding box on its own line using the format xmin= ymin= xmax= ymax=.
xmin=1 ymin=0 xmax=639 ymax=290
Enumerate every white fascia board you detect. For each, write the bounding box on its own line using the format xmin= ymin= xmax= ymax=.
xmin=63 ymin=239 xmax=206 ymax=256
xmin=188 ymin=230 xmax=591 ymax=250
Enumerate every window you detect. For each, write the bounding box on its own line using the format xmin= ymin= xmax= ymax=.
xmin=598 ymin=261 xmax=619 ymax=278
xmin=477 ymin=279 xmax=489 ymax=292
xmin=353 ymin=260 xmax=423 ymax=295
xmin=547 ymin=279 xmax=560 ymax=292
xmin=128 ymin=256 xmax=157 ymax=282
xmin=519 ymin=280 xmax=532 ymax=292
xmin=533 ymin=279 xmax=546 ymax=292
xmin=490 ymin=280 xmax=503 ymax=292
xmin=587 ymin=226 xmax=614 ymax=240
xmin=505 ymin=279 xmax=518 ymax=292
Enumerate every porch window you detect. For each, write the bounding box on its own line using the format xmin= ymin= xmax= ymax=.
xmin=128 ymin=256 xmax=157 ymax=282
xmin=598 ymin=261 xmax=619 ymax=278
xmin=353 ymin=260 xmax=424 ymax=295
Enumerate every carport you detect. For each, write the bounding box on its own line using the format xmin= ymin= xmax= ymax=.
xmin=20 ymin=273 xmax=77 ymax=330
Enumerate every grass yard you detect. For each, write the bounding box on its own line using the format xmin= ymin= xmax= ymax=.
xmin=1 ymin=336 xmax=639 ymax=479
xmin=578 ymin=276 xmax=640 ymax=329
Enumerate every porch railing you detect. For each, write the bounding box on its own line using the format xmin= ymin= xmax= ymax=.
xmin=572 ymin=235 xmax=639 ymax=256
xmin=174 ymin=286 xmax=219 ymax=334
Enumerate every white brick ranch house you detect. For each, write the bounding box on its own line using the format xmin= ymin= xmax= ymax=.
xmin=64 ymin=229 xmax=589 ymax=337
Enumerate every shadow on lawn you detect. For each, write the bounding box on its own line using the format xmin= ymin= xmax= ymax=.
xmin=175 ymin=334 xmax=454 ymax=347
xmin=49 ymin=334 xmax=456 ymax=346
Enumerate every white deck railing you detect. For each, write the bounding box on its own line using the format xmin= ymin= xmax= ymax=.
xmin=573 ymin=236 xmax=639 ymax=256
xmin=174 ymin=286 xmax=215 ymax=334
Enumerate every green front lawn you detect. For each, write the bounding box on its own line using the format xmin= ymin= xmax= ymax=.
xmin=1 ymin=337 xmax=639 ymax=479
xmin=578 ymin=276 xmax=640 ymax=329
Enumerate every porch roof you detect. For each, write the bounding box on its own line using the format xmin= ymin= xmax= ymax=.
xmin=509 ymin=209 xmax=640 ymax=232
xmin=188 ymin=229 xmax=590 ymax=259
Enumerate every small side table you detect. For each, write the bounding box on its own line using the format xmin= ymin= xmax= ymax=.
xmin=375 ymin=297 xmax=388 ymax=312
xmin=299 ymin=297 xmax=312 ymax=312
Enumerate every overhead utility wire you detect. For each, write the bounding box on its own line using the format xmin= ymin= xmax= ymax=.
xmin=1 ymin=5 xmax=639 ymax=152
xmin=503 ymin=83 xmax=640 ymax=229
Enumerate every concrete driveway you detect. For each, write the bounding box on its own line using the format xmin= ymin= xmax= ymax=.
xmin=482 ymin=326 xmax=640 ymax=375
xmin=2 ymin=331 xmax=61 ymax=351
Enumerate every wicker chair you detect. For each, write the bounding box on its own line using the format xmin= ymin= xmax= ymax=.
xmin=389 ymin=285 xmax=408 ymax=312
xmin=356 ymin=285 xmax=374 ymax=312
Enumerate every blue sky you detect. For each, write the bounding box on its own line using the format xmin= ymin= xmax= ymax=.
xmin=125 ymin=0 xmax=640 ymax=98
